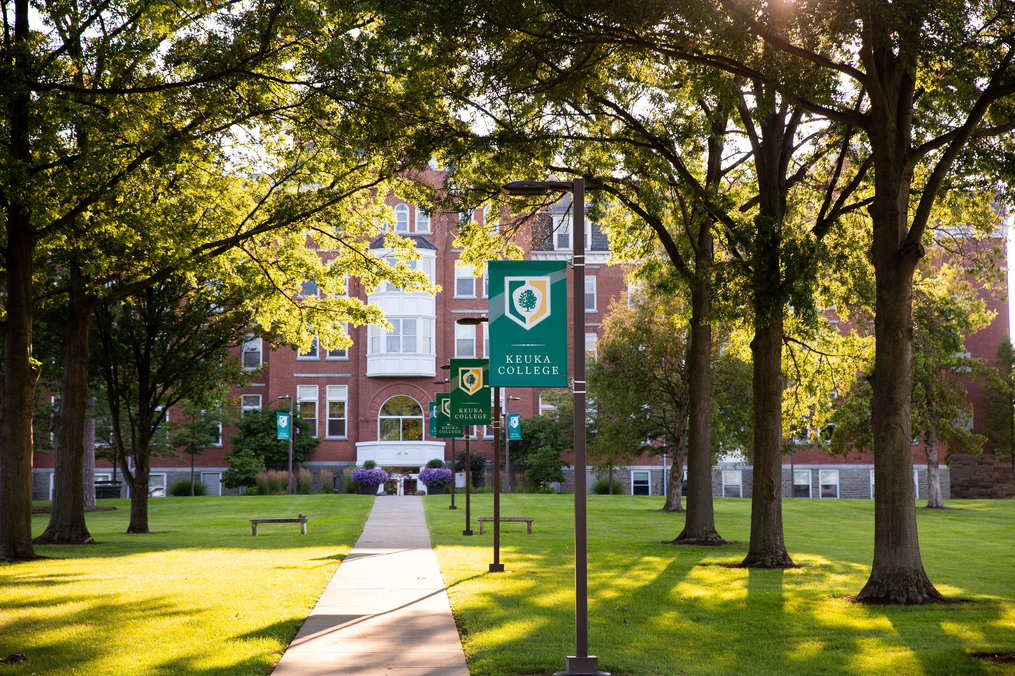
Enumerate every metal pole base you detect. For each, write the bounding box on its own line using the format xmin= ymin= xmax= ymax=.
xmin=449 ymin=505 xmax=458 ymax=510
xmin=488 ymin=563 xmax=505 ymax=572
xmin=553 ymin=656 xmax=608 ymax=676
xmin=463 ymin=529 xmax=473 ymax=536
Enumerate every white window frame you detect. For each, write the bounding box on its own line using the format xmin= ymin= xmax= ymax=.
xmin=631 ymin=470 xmax=651 ymax=496
xmin=722 ymin=470 xmax=742 ymax=498
xmin=455 ymin=264 xmax=477 ymax=298
xmin=394 ymin=203 xmax=410 ymax=233
xmin=326 ymin=324 xmax=349 ymax=360
xmin=148 ymin=473 xmax=167 ymax=498
xmin=241 ymin=394 xmax=262 ymax=418
xmin=456 ymin=323 xmax=476 ymax=358
xmin=585 ymin=333 xmax=598 ymax=361
xmin=482 ymin=322 xmax=489 ymax=359
xmin=415 ymin=207 xmax=431 ymax=233
xmin=297 ymin=337 xmax=319 ymax=360
xmin=539 ymin=395 xmax=557 ymax=416
xmin=585 ymin=276 xmax=597 ymax=312
xmin=378 ymin=396 xmax=424 ymax=442
xmin=298 ymin=385 xmax=319 ymax=438
xmin=793 ymin=469 xmax=811 ymax=498
xmin=819 ymin=469 xmax=839 ymax=499
xmin=914 ymin=468 xmax=920 ymax=500
xmin=326 ymin=385 xmax=348 ymax=438
xmin=870 ymin=469 xmax=875 ymax=499
xmin=242 ymin=336 xmax=262 ymax=370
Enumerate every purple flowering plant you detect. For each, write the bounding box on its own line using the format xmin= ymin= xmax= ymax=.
xmin=350 ymin=467 xmax=389 ymax=487
xmin=418 ymin=466 xmax=452 ymax=487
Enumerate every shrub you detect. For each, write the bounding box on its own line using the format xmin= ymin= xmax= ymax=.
xmin=592 ymin=478 xmax=622 ymax=495
xmin=169 ymin=478 xmax=208 ymax=496
xmin=297 ymin=467 xmax=313 ymax=494
xmin=362 ymin=459 xmax=377 ymax=469
xmin=343 ymin=469 xmax=359 ymax=493
xmin=425 ymin=458 xmax=447 ymax=469
xmin=255 ymin=469 xmax=289 ymax=495
xmin=222 ymin=449 xmax=264 ymax=489
xmin=318 ymin=469 xmax=334 ymax=494
xmin=350 ymin=466 xmax=388 ymax=487
xmin=419 ymin=466 xmax=452 ymax=487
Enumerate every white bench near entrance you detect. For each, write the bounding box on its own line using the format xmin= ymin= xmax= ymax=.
xmin=477 ymin=516 xmax=534 ymax=535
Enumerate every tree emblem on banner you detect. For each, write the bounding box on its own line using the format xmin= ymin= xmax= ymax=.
xmin=459 ymin=367 xmax=484 ymax=395
xmin=506 ymin=277 xmax=551 ymax=329
xmin=440 ymin=397 xmax=452 ymax=418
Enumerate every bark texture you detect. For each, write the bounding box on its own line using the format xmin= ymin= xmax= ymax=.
xmin=660 ymin=449 xmax=685 ymax=512
xmin=83 ymin=411 xmax=96 ymax=508
xmin=924 ymin=427 xmax=943 ymax=509
xmin=35 ymin=289 xmax=94 ymax=545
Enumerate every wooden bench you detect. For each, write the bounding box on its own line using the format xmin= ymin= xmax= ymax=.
xmin=477 ymin=516 xmax=534 ymax=535
xmin=250 ymin=516 xmax=308 ymax=536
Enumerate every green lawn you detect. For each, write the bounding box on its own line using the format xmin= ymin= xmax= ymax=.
xmin=423 ymin=495 xmax=1015 ymax=676
xmin=0 ymin=495 xmax=374 ymax=676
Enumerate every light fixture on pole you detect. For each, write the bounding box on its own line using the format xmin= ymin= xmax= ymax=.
xmin=502 ymin=177 xmax=606 ymax=676
xmin=435 ymin=372 xmax=457 ymax=510
xmin=277 ymin=395 xmax=294 ymax=495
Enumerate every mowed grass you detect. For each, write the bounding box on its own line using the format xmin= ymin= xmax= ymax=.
xmin=423 ymin=495 xmax=1015 ymax=676
xmin=1 ymin=494 xmax=374 ymax=675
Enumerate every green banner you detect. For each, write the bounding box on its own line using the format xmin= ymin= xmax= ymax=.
xmin=488 ymin=260 xmax=568 ymax=387
xmin=276 ymin=412 xmax=291 ymax=440
xmin=450 ymin=358 xmax=491 ymax=424
xmin=434 ymin=393 xmax=465 ymax=437
xmin=508 ymin=413 xmax=522 ymax=440
xmin=429 ymin=401 xmax=437 ymax=436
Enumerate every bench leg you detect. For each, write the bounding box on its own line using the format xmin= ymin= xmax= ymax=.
xmin=300 ymin=522 xmax=307 ymax=535
xmin=251 ymin=523 xmax=258 ymax=536
xmin=527 ymin=521 xmax=532 ymax=534
xmin=479 ymin=521 xmax=484 ymax=535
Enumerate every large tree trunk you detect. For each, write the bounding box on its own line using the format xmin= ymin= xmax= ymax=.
xmin=83 ymin=410 xmax=96 ymax=508
xmin=35 ymin=290 xmax=94 ymax=545
xmin=857 ymin=110 xmax=941 ymax=601
xmin=740 ymin=313 xmax=795 ymax=568
xmin=661 ymin=448 xmax=685 ymax=512
xmin=0 ymin=0 xmax=40 ymax=562
xmin=672 ymin=236 xmax=725 ymax=543
xmin=924 ymin=426 xmax=943 ymax=509
xmin=0 ymin=208 xmax=41 ymax=561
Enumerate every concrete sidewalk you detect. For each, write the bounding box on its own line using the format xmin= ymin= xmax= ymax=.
xmin=271 ymin=496 xmax=469 ymax=676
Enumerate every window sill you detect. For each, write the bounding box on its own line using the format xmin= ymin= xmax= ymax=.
xmin=324 ymin=436 xmax=349 ymax=441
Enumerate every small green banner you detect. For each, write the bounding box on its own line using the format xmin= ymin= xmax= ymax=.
xmin=429 ymin=401 xmax=437 ymax=436
xmin=434 ymin=393 xmax=465 ymax=437
xmin=450 ymin=358 xmax=491 ymax=424
xmin=276 ymin=412 xmax=291 ymax=440
xmin=508 ymin=413 xmax=522 ymax=440
xmin=488 ymin=260 xmax=568 ymax=387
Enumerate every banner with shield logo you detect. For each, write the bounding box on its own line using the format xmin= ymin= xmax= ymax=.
xmin=488 ymin=260 xmax=568 ymax=387
xmin=449 ymin=358 xmax=491 ymax=424
xmin=433 ymin=394 xmax=465 ymax=437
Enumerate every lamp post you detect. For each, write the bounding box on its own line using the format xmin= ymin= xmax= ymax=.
xmin=458 ymin=314 xmax=497 ymax=552
xmin=277 ymin=395 xmax=294 ymax=495
xmin=505 ymin=396 xmax=521 ymax=493
xmin=435 ymin=372 xmax=457 ymax=510
xmin=502 ymin=178 xmax=606 ymax=676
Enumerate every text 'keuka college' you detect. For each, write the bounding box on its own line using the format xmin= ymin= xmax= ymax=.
xmin=498 ymin=354 xmax=560 ymax=376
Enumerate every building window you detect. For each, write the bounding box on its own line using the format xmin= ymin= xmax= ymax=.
xmin=585 ymin=276 xmax=597 ymax=312
xmin=242 ymin=336 xmax=262 ymax=369
xmin=539 ymin=395 xmax=557 ymax=417
xmin=913 ymin=468 xmax=920 ymax=500
xmin=298 ymin=337 xmax=319 ymax=360
xmin=369 ymin=319 xmax=433 ymax=355
xmin=482 ymin=322 xmax=489 ymax=359
xmin=482 ymin=272 xmax=489 ymax=299
xmin=241 ymin=395 xmax=261 ymax=418
xmin=388 ymin=318 xmax=417 ymax=353
xmin=632 ymin=470 xmax=650 ymax=496
xmin=148 ymin=473 xmax=167 ymax=498
xmin=394 ymin=204 xmax=410 ymax=233
xmin=555 ymin=217 xmax=571 ymax=250
xmin=793 ymin=469 xmax=811 ymax=498
xmin=327 ymin=325 xmax=348 ymax=359
xmin=722 ymin=470 xmax=742 ymax=498
xmin=455 ymin=264 xmax=476 ymax=297
xmin=327 ymin=385 xmax=347 ymax=438
xmin=416 ymin=207 xmax=430 ymax=233
xmin=300 ymin=280 xmax=320 ymax=298
xmin=378 ymin=396 xmax=423 ymax=441
xmin=298 ymin=385 xmax=318 ymax=438
xmin=819 ymin=469 xmax=839 ymax=498
xmin=585 ymin=333 xmax=598 ymax=362
xmin=870 ymin=469 xmax=875 ymax=499
xmin=456 ymin=323 xmax=476 ymax=357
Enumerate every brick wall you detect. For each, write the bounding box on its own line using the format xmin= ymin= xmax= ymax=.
xmin=950 ymin=452 xmax=1015 ymax=498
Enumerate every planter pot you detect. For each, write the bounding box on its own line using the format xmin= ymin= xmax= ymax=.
xmin=426 ymin=484 xmax=446 ymax=495
xmin=358 ymin=483 xmax=378 ymax=495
